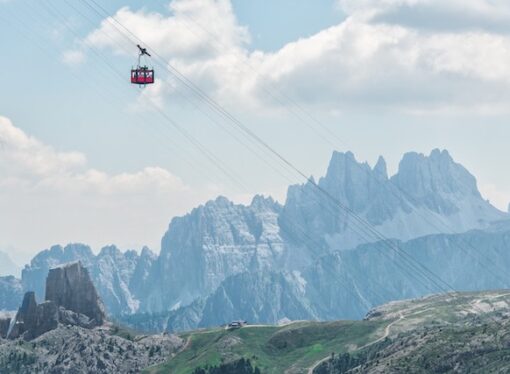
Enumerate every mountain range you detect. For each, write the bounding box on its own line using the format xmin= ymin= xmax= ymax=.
xmin=2 ymin=149 xmax=509 ymax=332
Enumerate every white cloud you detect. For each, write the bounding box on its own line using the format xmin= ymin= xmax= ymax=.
xmin=337 ymin=0 xmax=510 ymax=21
xmin=0 ymin=116 xmax=86 ymax=177
xmin=61 ymin=49 xmax=86 ymax=66
xmin=85 ymin=0 xmax=249 ymax=60
xmin=479 ymin=183 xmax=510 ymax=212
xmin=0 ymin=116 xmax=217 ymax=262
xmin=80 ymin=0 xmax=510 ymax=114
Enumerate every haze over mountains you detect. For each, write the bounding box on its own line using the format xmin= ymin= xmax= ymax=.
xmin=0 ymin=251 xmax=20 ymax=278
xmin=2 ymin=149 xmax=509 ymax=333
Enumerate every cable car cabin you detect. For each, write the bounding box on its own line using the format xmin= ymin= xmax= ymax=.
xmin=131 ymin=67 xmax=154 ymax=85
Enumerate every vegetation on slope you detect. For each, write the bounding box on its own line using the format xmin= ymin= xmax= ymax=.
xmin=146 ymin=290 xmax=510 ymax=374
xmin=192 ymin=357 xmax=261 ymax=374
xmin=145 ymin=321 xmax=385 ymax=374
xmin=314 ymin=315 xmax=510 ymax=373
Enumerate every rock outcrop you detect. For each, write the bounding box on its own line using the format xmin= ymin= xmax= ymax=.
xmin=0 ymin=317 xmax=11 ymax=339
xmin=7 ymin=262 xmax=105 ymax=340
xmin=45 ymin=262 xmax=105 ymax=325
xmin=9 ymin=292 xmax=59 ymax=340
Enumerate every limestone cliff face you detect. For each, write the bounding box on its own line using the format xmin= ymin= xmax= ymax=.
xmin=143 ymin=195 xmax=284 ymax=313
xmin=45 ymin=262 xmax=105 ymax=325
xmin=5 ymin=262 xmax=106 ymax=340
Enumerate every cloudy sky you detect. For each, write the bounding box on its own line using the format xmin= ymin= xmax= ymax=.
xmin=1 ymin=0 xmax=510 ymax=264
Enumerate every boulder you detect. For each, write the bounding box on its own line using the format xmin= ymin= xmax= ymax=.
xmin=58 ymin=307 xmax=95 ymax=329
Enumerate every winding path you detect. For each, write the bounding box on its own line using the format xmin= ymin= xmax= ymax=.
xmin=306 ymin=313 xmax=404 ymax=374
xmin=356 ymin=312 xmax=403 ymax=351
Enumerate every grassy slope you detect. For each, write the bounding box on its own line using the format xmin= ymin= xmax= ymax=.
xmin=145 ymin=321 xmax=386 ymax=374
xmin=145 ymin=290 xmax=510 ymax=374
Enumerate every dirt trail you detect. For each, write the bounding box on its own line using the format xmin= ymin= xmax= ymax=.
xmin=306 ymin=313 xmax=404 ymax=374
xmin=356 ymin=312 xmax=403 ymax=351
xmin=175 ymin=335 xmax=192 ymax=355
xmin=306 ymin=354 xmax=332 ymax=374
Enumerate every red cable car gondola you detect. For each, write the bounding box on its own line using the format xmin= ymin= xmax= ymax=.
xmin=131 ymin=45 xmax=154 ymax=86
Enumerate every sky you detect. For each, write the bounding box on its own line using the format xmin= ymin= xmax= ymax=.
xmin=1 ymin=0 xmax=510 ymax=264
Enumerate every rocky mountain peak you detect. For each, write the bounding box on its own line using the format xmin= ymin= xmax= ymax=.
xmin=250 ymin=194 xmax=280 ymax=211
xmin=47 ymin=244 xmax=64 ymax=257
xmin=63 ymin=243 xmax=95 ymax=258
xmin=129 ymin=247 xmax=157 ymax=303
xmin=209 ymin=195 xmax=232 ymax=208
xmin=393 ymin=149 xmax=478 ymax=197
xmin=430 ymin=147 xmax=451 ymax=158
xmin=2 ymin=262 xmax=105 ymax=340
xmin=140 ymin=246 xmax=156 ymax=259
xmin=98 ymin=245 xmax=121 ymax=257
xmin=323 ymin=151 xmax=370 ymax=182
xmin=26 ymin=243 xmax=94 ymax=272
xmin=150 ymin=187 xmax=286 ymax=313
xmin=373 ymin=155 xmax=388 ymax=180
xmin=317 ymin=151 xmax=378 ymax=213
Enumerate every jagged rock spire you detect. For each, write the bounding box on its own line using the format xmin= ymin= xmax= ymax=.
xmin=6 ymin=262 xmax=105 ymax=340
xmin=45 ymin=262 xmax=105 ymax=325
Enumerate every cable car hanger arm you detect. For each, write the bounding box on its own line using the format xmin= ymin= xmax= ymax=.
xmin=137 ymin=44 xmax=151 ymax=57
